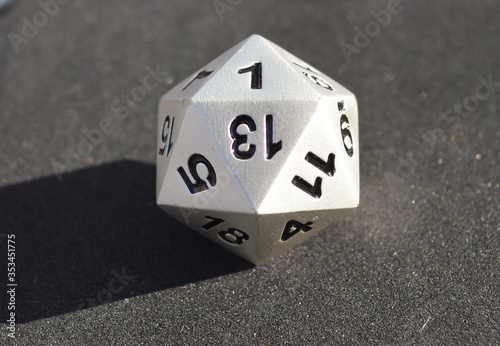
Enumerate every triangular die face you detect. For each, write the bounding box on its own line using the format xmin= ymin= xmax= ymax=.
xmin=156 ymin=99 xmax=189 ymax=195
xmin=157 ymin=105 xmax=255 ymax=215
xmin=159 ymin=208 xmax=260 ymax=264
xmin=258 ymin=95 xmax=359 ymax=214
xmin=193 ymin=35 xmax=320 ymax=102
xmin=161 ymin=37 xmax=251 ymax=100
xmin=256 ymin=209 xmax=355 ymax=263
xmin=264 ymin=38 xmax=355 ymax=97
xmin=194 ymin=99 xmax=319 ymax=212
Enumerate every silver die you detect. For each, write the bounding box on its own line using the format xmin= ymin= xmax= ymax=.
xmin=156 ymin=35 xmax=359 ymax=264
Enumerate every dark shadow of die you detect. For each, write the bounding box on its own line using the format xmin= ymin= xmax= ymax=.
xmin=0 ymin=160 xmax=252 ymax=323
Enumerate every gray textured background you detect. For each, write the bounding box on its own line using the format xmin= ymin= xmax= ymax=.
xmin=0 ymin=0 xmax=499 ymax=344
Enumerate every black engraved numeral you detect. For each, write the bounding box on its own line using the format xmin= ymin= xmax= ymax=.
xmin=281 ymin=220 xmax=314 ymax=241
xmin=292 ymin=152 xmax=336 ymax=199
xmin=339 ymin=101 xmax=354 ymax=157
xmin=266 ymin=114 xmax=282 ymax=160
xmin=229 ymin=114 xmax=282 ymax=160
xmin=293 ymin=61 xmax=315 ymax=72
xmin=230 ymin=114 xmax=257 ymax=160
xmin=178 ymin=154 xmax=217 ymax=194
xmin=292 ymin=176 xmax=323 ymax=199
xmin=219 ymin=228 xmax=249 ymax=245
xmin=202 ymin=217 xmax=250 ymax=246
xmin=202 ymin=216 xmax=224 ymax=231
xmin=182 ymin=69 xmax=214 ymax=91
xmin=305 ymin=152 xmax=336 ymax=177
xmin=303 ymin=73 xmax=333 ymax=91
xmin=338 ymin=101 xmax=345 ymax=111
xmin=238 ymin=62 xmax=262 ymax=89
xmin=292 ymin=61 xmax=333 ymax=91
xmin=159 ymin=116 xmax=175 ymax=157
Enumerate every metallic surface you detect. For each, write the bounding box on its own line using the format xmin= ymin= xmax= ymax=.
xmin=157 ymin=35 xmax=359 ymax=264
